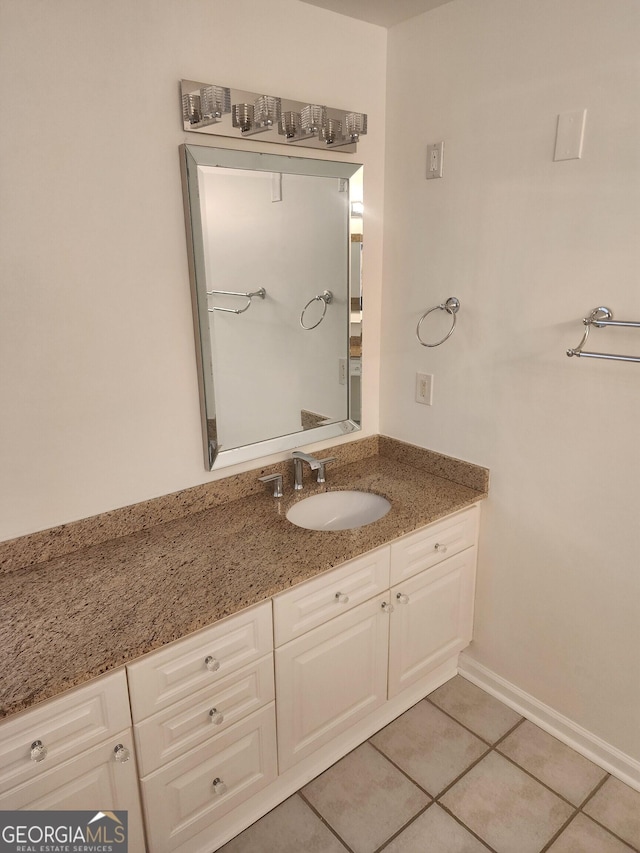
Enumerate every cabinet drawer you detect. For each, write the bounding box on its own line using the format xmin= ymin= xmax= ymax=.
xmin=141 ymin=704 xmax=277 ymax=853
xmin=127 ymin=601 xmax=272 ymax=722
xmin=390 ymin=506 xmax=479 ymax=586
xmin=273 ymin=546 xmax=390 ymax=646
xmin=0 ymin=669 xmax=131 ymax=796
xmin=134 ymin=654 xmax=274 ymax=777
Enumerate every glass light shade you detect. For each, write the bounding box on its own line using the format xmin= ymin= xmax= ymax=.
xmin=321 ymin=119 xmax=343 ymax=145
xmin=232 ymin=103 xmax=254 ymax=132
xmin=182 ymin=93 xmax=202 ymax=124
xmin=200 ymin=85 xmax=230 ymax=120
xmin=345 ymin=112 xmax=368 ymax=141
xmin=254 ymin=95 xmax=281 ymax=127
xmin=278 ymin=110 xmax=301 ymax=139
xmin=301 ymin=104 xmax=327 ymax=134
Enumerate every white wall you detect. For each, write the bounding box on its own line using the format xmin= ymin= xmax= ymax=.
xmin=0 ymin=0 xmax=386 ymax=541
xmin=382 ymin=0 xmax=640 ymax=760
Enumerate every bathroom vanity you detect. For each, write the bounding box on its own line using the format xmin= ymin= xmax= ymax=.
xmin=0 ymin=437 xmax=488 ymax=852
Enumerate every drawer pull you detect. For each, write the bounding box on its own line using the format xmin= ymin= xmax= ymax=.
xmin=212 ymin=777 xmax=228 ymax=796
xmin=396 ymin=593 xmax=410 ymax=604
xmin=204 ymin=656 xmax=221 ymax=672
xmin=381 ymin=601 xmax=394 ymax=614
xmin=209 ymin=708 xmax=224 ymax=725
xmin=335 ymin=592 xmax=350 ymax=604
xmin=30 ymin=740 xmax=48 ymax=763
xmin=113 ymin=743 xmax=131 ymax=763
xmin=434 ymin=542 xmax=448 ymax=553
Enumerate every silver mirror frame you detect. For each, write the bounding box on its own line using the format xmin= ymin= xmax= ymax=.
xmin=180 ymin=144 xmax=363 ymax=470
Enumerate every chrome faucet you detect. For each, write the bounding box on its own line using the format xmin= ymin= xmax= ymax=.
xmin=292 ymin=451 xmax=335 ymax=490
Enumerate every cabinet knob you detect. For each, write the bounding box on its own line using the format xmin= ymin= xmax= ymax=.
xmin=30 ymin=740 xmax=48 ymax=763
xmin=396 ymin=593 xmax=410 ymax=604
xmin=381 ymin=601 xmax=394 ymax=614
xmin=212 ymin=777 xmax=228 ymax=795
xmin=113 ymin=743 xmax=131 ymax=763
xmin=335 ymin=592 xmax=350 ymax=604
xmin=209 ymin=708 xmax=224 ymax=725
xmin=434 ymin=542 xmax=448 ymax=553
xmin=205 ymin=656 xmax=221 ymax=672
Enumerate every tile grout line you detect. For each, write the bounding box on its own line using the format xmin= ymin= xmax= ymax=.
xmin=577 ymin=771 xmax=609 ymax=809
xmin=574 ymin=770 xmax=640 ymax=850
xmin=366 ymin=732 xmax=499 ymax=852
xmin=424 ymin=694 xmax=526 ymax=748
xmin=297 ymin=790 xmax=356 ymax=853
xmin=367 ymin=738 xmax=442 ymax=798
xmin=434 ymin=800 xmax=500 ymax=853
xmin=494 ymin=746 xmax=590 ymax=811
xmin=537 ymin=807 xmax=579 ymax=853
xmin=373 ymin=802 xmax=434 ymax=853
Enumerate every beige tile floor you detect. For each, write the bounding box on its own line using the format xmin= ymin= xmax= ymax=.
xmin=218 ymin=676 xmax=640 ymax=853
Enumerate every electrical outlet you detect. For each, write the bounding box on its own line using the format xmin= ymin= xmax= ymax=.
xmin=415 ymin=372 xmax=433 ymax=405
xmin=426 ymin=142 xmax=444 ymax=179
xmin=339 ymin=358 xmax=347 ymax=385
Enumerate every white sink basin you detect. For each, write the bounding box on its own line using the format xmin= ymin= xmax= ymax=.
xmin=286 ymin=490 xmax=391 ymax=531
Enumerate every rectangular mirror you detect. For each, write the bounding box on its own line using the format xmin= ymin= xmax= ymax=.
xmin=180 ymin=145 xmax=363 ymax=469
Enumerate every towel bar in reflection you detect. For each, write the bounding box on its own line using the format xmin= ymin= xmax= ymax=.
xmin=566 ymin=306 xmax=640 ymax=363
xmin=207 ymin=287 xmax=266 ymax=314
xmin=300 ymin=290 xmax=333 ymax=330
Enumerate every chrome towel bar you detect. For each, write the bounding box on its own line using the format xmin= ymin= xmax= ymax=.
xmin=567 ymin=306 xmax=640 ymax=363
xmin=207 ymin=287 xmax=266 ymax=314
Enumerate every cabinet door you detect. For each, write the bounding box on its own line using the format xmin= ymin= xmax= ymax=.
xmin=0 ymin=729 xmax=146 ymax=852
xmin=388 ymin=548 xmax=476 ymax=698
xmin=276 ymin=594 xmax=390 ymax=772
xmin=0 ymin=669 xmax=131 ymax=796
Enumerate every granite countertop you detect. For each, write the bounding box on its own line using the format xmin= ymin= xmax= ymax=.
xmin=0 ymin=441 xmax=488 ymax=719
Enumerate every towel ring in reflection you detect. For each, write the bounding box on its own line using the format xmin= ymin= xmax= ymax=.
xmin=416 ymin=296 xmax=460 ymax=347
xmin=300 ymin=290 xmax=333 ymax=330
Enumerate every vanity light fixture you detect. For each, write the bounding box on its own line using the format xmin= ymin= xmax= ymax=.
xmin=181 ymin=80 xmax=368 ymax=152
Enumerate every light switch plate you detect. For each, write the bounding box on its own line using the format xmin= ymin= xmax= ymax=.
xmin=554 ymin=110 xmax=587 ymax=161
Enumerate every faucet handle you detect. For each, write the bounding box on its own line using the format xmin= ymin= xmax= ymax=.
xmin=258 ymin=473 xmax=284 ymax=498
xmin=316 ymin=457 xmax=336 ymax=484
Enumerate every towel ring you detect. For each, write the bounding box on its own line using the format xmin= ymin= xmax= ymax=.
xmin=416 ymin=297 xmax=460 ymax=347
xmin=300 ymin=290 xmax=333 ymax=330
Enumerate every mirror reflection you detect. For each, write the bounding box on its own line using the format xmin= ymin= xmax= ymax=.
xmin=180 ymin=145 xmax=363 ymax=469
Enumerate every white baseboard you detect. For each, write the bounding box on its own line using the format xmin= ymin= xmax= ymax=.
xmin=458 ymin=653 xmax=640 ymax=793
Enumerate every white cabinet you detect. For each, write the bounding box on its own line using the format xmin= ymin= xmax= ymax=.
xmin=274 ymin=505 xmax=479 ymax=772
xmin=388 ymin=548 xmax=476 ymax=698
xmin=2 ymin=504 xmax=480 ymax=853
xmin=0 ymin=670 xmax=146 ymax=852
xmin=275 ymin=593 xmax=390 ymax=772
xmin=127 ymin=601 xmax=277 ymax=853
